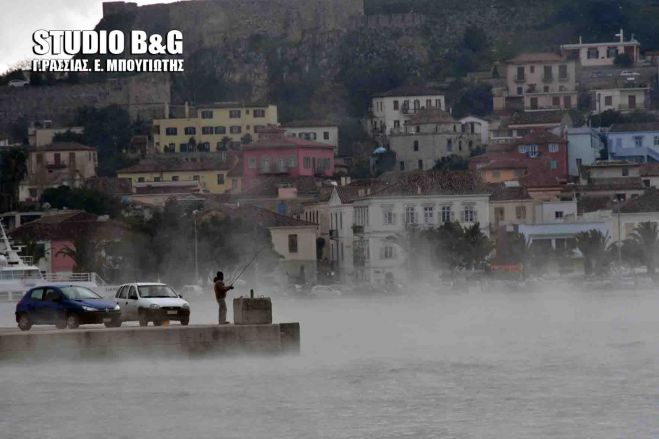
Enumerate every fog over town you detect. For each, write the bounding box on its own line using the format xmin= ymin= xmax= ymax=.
xmin=2 ymin=0 xmax=659 ymax=437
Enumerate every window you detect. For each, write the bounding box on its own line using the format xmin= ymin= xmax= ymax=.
xmin=515 ymin=205 xmax=526 ymax=220
xmin=413 ymin=99 xmax=420 ymax=110
xmin=202 ymin=126 xmax=213 ymax=135
xmin=544 ymin=86 xmax=550 ymax=93
xmin=393 ymin=100 xmax=399 ymax=110
xmin=117 ymin=287 xmax=127 ymax=299
xmin=516 ymin=66 xmax=525 ymax=81
xmin=543 ymin=65 xmax=552 ymax=81
xmin=248 ymin=157 xmax=257 ymax=169
xmin=394 ymin=120 xmax=400 ymax=129
xmin=172 ymin=176 xmax=179 ymax=182
xmin=564 ymin=95 xmax=572 ymax=108
xmin=552 ymin=96 xmax=560 ymax=107
xmin=405 ymin=206 xmax=417 ymax=225
xmin=261 ymin=157 xmax=271 ymax=173
xmin=138 ymin=177 xmax=145 ymax=183
xmin=530 ymin=97 xmax=538 ymax=110
xmin=29 ymin=188 xmax=38 ymax=198
xmin=303 ymin=157 xmax=311 ymax=169
xmin=435 ymin=99 xmax=441 ymax=109
xmin=628 ymin=95 xmax=636 ymax=109
xmin=447 ymin=139 xmax=453 ymax=152
xmin=383 ymin=209 xmax=395 ymax=225
xmin=128 ymin=287 xmax=138 ymax=300
xmin=229 ymin=110 xmax=241 ymax=118
xmin=441 ymin=206 xmax=452 ymax=223
xmin=418 ymin=159 xmax=423 ymax=170
xmin=607 ymin=47 xmax=618 ymax=58
xmin=184 ymin=127 xmax=196 ymax=135
xmin=494 ymin=207 xmax=504 ymax=223
xmin=555 ymin=211 xmax=563 ymax=219
xmin=323 ymin=131 xmax=330 ymax=140
xmin=217 ymin=174 xmax=225 ymax=185
xmin=587 ymin=48 xmax=598 ymax=59
xmin=30 ymin=289 xmax=44 ymax=300
xmin=548 ymin=143 xmax=559 ymax=153
xmin=516 ymin=87 xmax=523 ymax=95
xmin=214 ymin=126 xmax=226 ymax=135
xmin=36 ymin=153 xmax=43 ymax=165
xmin=180 ymin=143 xmax=189 ymax=152
xmin=604 ymin=96 xmax=613 ymax=106
xmin=423 ymin=206 xmax=434 ymax=225
xmin=230 ymin=126 xmax=242 ymax=134
xmin=193 ymin=175 xmax=200 ymax=181
xmin=165 ymin=127 xmax=177 ymax=136
xmin=550 ymin=160 xmax=557 ymax=170
xmin=154 ymin=177 xmax=161 ymax=182
xmin=634 ymin=136 xmax=644 ymax=147
xmin=355 ymin=206 xmax=369 ymax=226
xmin=654 ymin=136 xmax=659 ymax=146
xmin=201 ymin=110 xmax=213 ymax=119
xmin=622 ymin=168 xmax=629 ymax=177
xmin=576 ymin=158 xmax=582 ymax=170
xmin=399 ymin=161 xmax=405 ymax=171
xmin=253 ymin=109 xmax=265 ymax=118
xmin=288 ymin=234 xmax=298 ymax=253
xmin=492 ymin=170 xmax=501 ymax=179
xmin=558 ymin=64 xmax=567 ymax=80
xmin=383 ymin=246 xmax=395 ymax=259
xmin=530 ymin=65 xmax=535 ymax=73
xmin=462 ymin=205 xmax=476 ymax=223
xmin=413 ymin=140 xmax=419 ymax=151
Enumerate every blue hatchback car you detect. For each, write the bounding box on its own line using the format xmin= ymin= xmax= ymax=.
xmin=15 ymin=285 xmax=121 ymax=331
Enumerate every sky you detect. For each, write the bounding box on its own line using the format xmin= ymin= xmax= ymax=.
xmin=0 ymin=0 xmax=181 ymax=73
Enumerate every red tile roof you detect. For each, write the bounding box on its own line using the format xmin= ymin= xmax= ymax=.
xmin=640 ymin=163 xmax=659 ymax=177
xmin=507 ymin=52 xmax=565 ymax=64
xmin=405 ymin=108 xmax=456 ymax=125
xmin=489 ymin=184 xmax=532 ymax=201
xmin=372 ymin=170 xmax=489 ymax=196
xmin=372 ymin=85 xmax=443 ymax=98
xmin=10 ymin=211 xmax=130 ymax=241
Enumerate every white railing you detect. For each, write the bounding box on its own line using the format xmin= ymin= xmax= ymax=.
xmin=42 ymin=272 xmax=108 ymax=286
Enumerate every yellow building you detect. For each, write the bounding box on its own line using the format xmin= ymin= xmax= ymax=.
xmin=153 ymin=102 xmax=278 ymax=153
xmin=117 ymin=154 xmax=242 ymax=195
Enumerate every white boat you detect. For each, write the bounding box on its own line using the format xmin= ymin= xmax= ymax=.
xmin=0 ymin=221 xmax=114 ymax=301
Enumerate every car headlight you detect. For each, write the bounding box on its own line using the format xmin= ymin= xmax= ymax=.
xmin=81 ymin=305 xmax=97 ymax=312
xmin=182 ymin=303 xmax=190 ymax=309
xmin=113 ymin=304 xmax=120 ymax=311
xmin=149 ymin=304 xmax=160 ymax=309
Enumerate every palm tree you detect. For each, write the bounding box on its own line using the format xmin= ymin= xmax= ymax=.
xmin=56 ymin=236 xmax=106 ymax=274
xmin=462 ymin=222 xmax=493 ymax=270
xmin=575 ymin=229 xmax=610 ymax=276
xmin=627 ymin=221 xmax=659 ymax=275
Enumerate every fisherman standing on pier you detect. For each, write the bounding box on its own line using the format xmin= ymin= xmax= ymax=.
xmin=214 ymin=271 xmax=233 ymax=324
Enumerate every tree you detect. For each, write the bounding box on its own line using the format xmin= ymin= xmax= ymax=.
xmin=462 ymin=25 xmax=489 ymax=53
xmin=56 ymin=235 xmax=108 ymax=274
xmin=576 ymin=229 xmax=611 ymax=276
xmin=40 ymin=186 xmax=122 ymax=218
xmin=495 ymin=231 xmax=527 ymax=265
xmin=626 ymin=221 xmax=659 ymax=275
xmin=613 ymin=53 xmax=633 ymax=68
xmin=0 ymin=147 xmax=28 ymax=211
xmin=241 ymin=134 xmax=253 ymax=145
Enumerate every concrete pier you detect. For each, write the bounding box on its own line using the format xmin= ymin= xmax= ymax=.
xmin=0 ymin=323 xmax=300 ymax=361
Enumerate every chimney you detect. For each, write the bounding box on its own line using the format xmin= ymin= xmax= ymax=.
xmin=184 ymin=101 xmax=190 ymax=119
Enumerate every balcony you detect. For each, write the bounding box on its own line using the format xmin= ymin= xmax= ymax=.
xmin=514 ymin=75 xmax=526 ymax=83
xmin=329 ymin=229 xmax=338 ymax=240
xmin=352 ymin=224 xmax=364 ymax=235
xmin=558 ymin=75 xmax=569 ymax=82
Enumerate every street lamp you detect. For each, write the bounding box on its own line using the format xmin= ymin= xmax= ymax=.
xmin=193 ymin=209 xmax=199 ymax=284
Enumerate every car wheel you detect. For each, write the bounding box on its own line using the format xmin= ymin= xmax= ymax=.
xmin=17 ymin=314 xmax=32 ymax=331
xmin=55 ymin=318 xmax=67 ymax=330
xmin=66 ymin=314 xmax=80 ymax=329
xmin=104 ymin=320 xmax=122 ymax=328
xmin=153 ymin=319 xmax=164 ymax=327
xmin=138 ymin=311 xmax=149 ymax=327
xmin=180 ymin=317 xmax=189 ymax=326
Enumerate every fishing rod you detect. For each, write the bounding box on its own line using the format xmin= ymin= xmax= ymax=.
xmin=228 ymin=246 xmax=268 ymax=287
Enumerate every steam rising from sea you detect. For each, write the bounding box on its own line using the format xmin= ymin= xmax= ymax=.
xmin=1 ymin=285 xmax=658 ymax=438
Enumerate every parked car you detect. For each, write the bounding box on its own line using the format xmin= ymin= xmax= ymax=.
xmin=309 ymin=285 xmax=343 ymax=298
xmin=8 ymin=79 xmax=28 ymax=87
xmin=15 ymin=285 xmax=121 ymax=331
xmin=620 ymin=71 xmax=640 ymax=77
xmin=114 ymin=283 xmax=190 ymax=326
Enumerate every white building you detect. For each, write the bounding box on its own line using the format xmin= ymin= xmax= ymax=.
xmin=282 ymin=120 xmax=340 ymax=156
xmin=369 ymin=86 xmax=446 ymax=137
xmin=592 ymin=86 xmax=649 ymax=114
xmin=559 ymin=127 xmax=604 ymax=177
xmin=459 ymin=116 xmax=490 ymax=145
xmin=351 ymin=172 xmax=490 ymax=286
xmin=560 ymin=30 xmax=641 ymax=67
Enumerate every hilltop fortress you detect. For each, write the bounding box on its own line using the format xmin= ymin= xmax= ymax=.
xmin=102 ymin=0 xmax=365 ymax=49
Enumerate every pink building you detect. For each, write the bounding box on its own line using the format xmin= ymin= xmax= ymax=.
xmin=243 ymin=127 xmax=334 ymax=188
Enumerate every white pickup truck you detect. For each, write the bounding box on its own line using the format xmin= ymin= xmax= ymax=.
xmin=113 ymin=283 xmax=190 ymax=326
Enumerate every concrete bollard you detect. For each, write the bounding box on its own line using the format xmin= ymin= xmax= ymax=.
xmin=233 ymin=297 xmax=272 ymax=325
